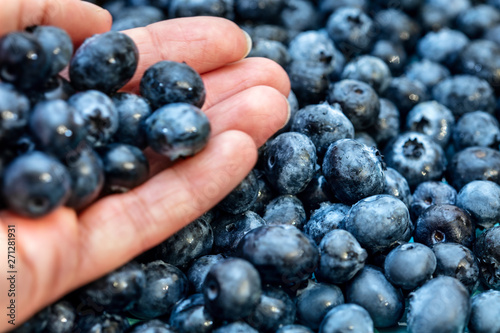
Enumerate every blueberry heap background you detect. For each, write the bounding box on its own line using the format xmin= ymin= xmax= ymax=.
xmin=7 ymin=0 xmax=500 ymax=332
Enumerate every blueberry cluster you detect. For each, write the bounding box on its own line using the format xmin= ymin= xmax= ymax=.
xmin=12 ymin=0 xmax=500 ymax=332
xmin=0 ymin=26 xmax=210 ymax=217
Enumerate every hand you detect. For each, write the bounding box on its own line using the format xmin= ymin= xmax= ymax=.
xmin=0 ymin=0 xmax=291 ymax=329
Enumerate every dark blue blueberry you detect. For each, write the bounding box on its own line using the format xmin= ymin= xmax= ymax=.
xmin=213 ymin=322 xmax=258 ymax=333
xmin=384 ymin=243 xmax=436 ymax=290
xmin=417 ymin=28 xmax=469 ymax=65
xmin=383 ymin=167 xmax=412 ymax=208
xmin=382 ymin=77 xmax=429 ymax=116
xmin=244 ymin=286 xmax=296 ymax=332
xmin=419 ymin=3 xmax=453 ymax=32
xmin=457 ymin=4 xmax=500 ymax=38
xmin=483 ymin=23 xmax=500 ymax=45
xmin=405 ymin=59 xmax=450 ymax=90
xmin=0 ymin=31 xmax=50 ymax=90
xmin=322 ymin=139 xmax=385 ymax=205
xmin=432 ymin=242 xmax=479 ymax=291
xmin=432 ymin=75 xmax=496 ymax=118
xmin=203 ymin=257 xmax=262 ymax=321
xmin=29 ymin=99 xmax=86 ymax=159
xmin=290 ymin=102 xmax=354 ymax=158
xmin=264 ymin=132 xmax=317 ymax=195
xmin=46 ymin=301 xmax=76 ymax=333
xmin=248 ymin=39 xmax=290 ymax=68
xmin=137 ymin=214 xmax=213 ymax=267
xmin=2 ymin=151 xmax=71 ymax=217
xmin=406 ymin=101 xmax=455 ymax=148
xmin=111 ymin=93 xmax=152 ymax=149
xmin=326 ymin=7 xmax=375 ymax=57
xmin=65 ymin=146 xmax=104 ymax=210
xmin=246 ymin=24 xmax=289 ymax=44
xmin=0 ymin=83 xmax=30 ymax=144
xmin=297 ymin=171 xmax=336 ymax=214
xmin=11 ymin=307 xmax=50 ymax=333
xmin=407 ymin=276 xmax=470 ymax=333
xmin=453 ymin=111 xmax=500 ymax=151
xmin=280 ymin=0 xmax=319 ymax=33
xmin=68 ymin=90 xmax=119 ymax=147
xmin=211 ymin=210 xmax=266 ymax=255
xmin=263 ymin=195 xmax=306 ymax=229
xmin=448 ymin=146 xmax=500 ymax=190
xmin=218 ymin=170 xmax=259 ymax=215
xmin=31 ymin=75 xmax=75 ymax=102
xmin=75 ymin=313 xmax=130 ymax=333
xmin=234 ymin=0 xmax=285 ymax=23
xmin=125 ymin=0 xmax=171 ymax=12
xmin=295 ymin=280 xmax=344 ymax=330
xmin=143 ymin=103 xmax=210 ymax=161
xmin=410 ymin=181 xmax=457 ymax=222
xmin=318 ymin=0 xmax=368 ymax=19
xmin=129 ymin=260 xmax=189 ymax=319
xmin=468 ymin=290 xmax=500 ymax=333
xmin=316 ymin=229 xmax=367 ymax=284
xmin=384 ymin=132 xmax=446 ymax=188
xmin=354 ymin=131 xmax=377 ymax=148
xmin=286 ymin=60 xmax=330 ymax=106
xmin=303 ymin=203 xmax=350 ymax=245
xmin=341 ymin=55 xmax=392 ymax=94
xmin=77 ymin=261 xmax=146 ymax=314
xmin=374 ymin=9 xmax=421 ymax=51
xmin=186 ymin=254 xmax=225 ymax=294
xmin=367 ymin=98 xmax=400 ymax=147
xmin=344 ymin=195 xmax=413 ymax=254
xmin=111 ymin=6 xmax=165 ymax=31
xmin=346 ymin=265 xmax=404 ymax=328
xmin=140 ymin=60 xmax=206 ymax=109
xmin=456 ymin=40 xmax=500 ymax=90
xmin=70 ymin=31 xmax=138 ymax=94
xmin=424 ymin=0 xmax=470 ymax=21
xmin=32 ymin=26 xmax=73 ymax=77
xmin=236 ymin=225 xmax=320 ymax=286
xmin=128 ymin=319 xmax=177 ymax=333
xmin=319 ymin=303 xmax=374 ymax=333
xmin=370 ymin=39 xmax=407 ymax=75
xmin=169 ymin=293 xmax=214 ymax=333
xmin=474 ymin=226 xmax=500 ymax=290
xmin=276 ymin=324 xmax=313 ymax=333
xmin=249 ymin=170 xmax=275 ymax=215
xmin=98 ymin=143 xmax=149 ymax=194
xmin=169 ymin=0 xmax=235 ymax=19
xmin=414 ymin=204 xmax=475 ymax=248
xmin=457 ymin=180 xmax=500 ymax=229
xmin=327 ymin=79 xmax=380 ymax=130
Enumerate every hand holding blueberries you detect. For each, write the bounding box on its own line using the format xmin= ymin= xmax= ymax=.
xmin=0 ymin=0 xmax=290 ymax=329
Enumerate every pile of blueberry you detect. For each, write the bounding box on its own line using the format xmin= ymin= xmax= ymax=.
xmin=0 ymin=25 xmax=210 ymax=217
xmin=9 ymin=0 xmax=500 ymax=332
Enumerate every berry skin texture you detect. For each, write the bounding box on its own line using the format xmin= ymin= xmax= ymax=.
xmin=262 ymin=194 xmax=306 ymax=229
xmin=474 ymin=226 xmax=500 ymax=290
xmin=457 ymin=180 xmax=500 ymax=229
xmin=218 ymin=170 xmax=260 ymax=215
xmin=448 ymin=146 xmax=500 ymax=190
xmin=111 ymin=93 xmax=152 ymax=149
xmin=169 ymin=293 xmax=215 ymax=333
xmin=140 ymin=60 xmax=206 ymax=109
xmin=468 ymin=290 xmax=500 ymax=333
xmin=144 ymin=103 xmax=211 ymax=161
xmin=303 ymin=203 xmax=350 ymax=245
xmin=32 ymin=26 xmax=73 ymax=78
xmin=0 ymin=83 xmax=30 ymax=144
xmin=186 ymin=254 xmax=225 ymax=294
xmin=410 ymin=181 xmax=457 ymax=222
xmin=69 ymin=31 xmax=139 ymax=94
xmin=319 ymin=303 xmax=374 ymax=333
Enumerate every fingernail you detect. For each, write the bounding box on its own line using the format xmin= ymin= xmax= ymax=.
xmin=281 ymin=94 xmax=291 ymax=129
xmin=242 ymin=29 xmax=253 ymax=58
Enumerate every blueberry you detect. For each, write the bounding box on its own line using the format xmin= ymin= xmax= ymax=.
xmin=128 ymin=319 xmax=177 ymax=333
xmin=383 ymin=77 xmax=429 ymax=116
xmin=370 ymin=39 xmax=407 ymax=75
xmin=303 ymin=202 xmax=350 ymax=245
xmin=0 ymin=83 xmax=30 ymax=144
xmin=456 ymin=40 xmax=500 ymax=90
xmin=264 ymin=132 xmax=317 ymax=195
xmin=327 ymin=79 xmax=380 ymax=130
xmin=98 ymin=143 xmax=149 ymax=194
xmin=32 ymin=26 xmax=73 ymax=77
xmin=29 ymin=99 xmax=87 ymax=159
xmin=280 ymin=0 xmax=319 ymax=33
xmin=111 ymin=5 xmax=165 ymax=31
xmin=2 ymin=151 xmax=71 ymax=217
xmin=315 ymin=229 xmax=368 ymax=284
xmin=297 ymin=171 xmax=337 ymax=214
xmin=70 ymin=31 xmax=138 ymax=94
xmin=30 ymin=75 xmax=75 ymax=102
xmin=407 ymin=276 xmax=470 ymax=333
xmin=140 ymin=60 xmax=206 ymax=109
xmin=234 ymin=0 xmax=285 ymax=23
xmin=383 ymin=167 xmax=412 ymax=208
xmin=236 ymin=225 xmax=320 ymax=286
xmin=457 ymin=4 xmax=500 ymax=38
xmin=417 ymin=28 xmax=469 ymax=65
xmin=318 ymin=0 xmax=368 ymax=18
xmin=45 ymin=301 xmax=76 ymax=333
xmin=343 ymin=195 xmax=413 ymax=254
xmin=286 ymin=60 xmax=330 ymax=106
xmin=68 ymin=90 xmax=119 ymax=147
xmin=213 ymin=322 xmax=258 ymax=333
xmin=218 ymin=170 xmax=259 ymax=215
xmin=322 ymin=139 xmax=385 ymax=205
xmin=245 ymin=286 xmax=296 ymax=332
xmin=319 ymin=303 xmax=374 ymax=333
xmin=248 ymin=38 xmax=290 ymax=68
xmin=374 ymin=9 xmax=421 ymax=51
xmin=366 ymin=98 xmax=400 ymax=147
xmin=295 ymin=280 xmax=344 ymax=330
xmin=203 ymin=257 xmax=262 ymax=321
xmin=290 ymin=102 xmax=354 ymax=158
xmin=432 ymin=242 xmax=479 ymax=291
xmin=77 ymin=261 xmax=146 ymax=314
xmin=111 ymin=93 xmax=152 ymax=149
xmin=75 ymin=313 xmax=130 ymax=333
xmin=452 ymin=111 xmax=500 ymax=151
xmin=405 ymin=59 xmax=450 ymax=90
xmin=414 ymin=204 xmax=475 ymax=248
xmin=186 ymin=254 xmax=225 ymax=294
xmin=0 ymin=31 xmax=50 ymax=89
xmin=11 ymin=307 xmax=50 ymax=333
xmin=384 ymin=132 xmax=446 ymax=188
xmin=129 ymin=260 xmax=189 ymax=319
xmin=143 ymin=103 xmax=211 ymax=161
xmin=169 ymin=293 xmax=214 ymax=333
xmin=448 ymin=146 xmax=500 ymax=190
xmin=288 ymin=30 xmax=342 ymax=72
xmin=354 ymin=131 xmax=377 ymax=148
xmin=457 ymin=180 xmax=500 ymax=229
xmin=410 ymin=181 xmax=457 ymax=222
xmin=405 ymin=101 xmax=455 ymax=148
xmin=345 ymin=265 xmax=404 ymax=328
xmin=169 ymin=0 xmax=234 ymax=19
xmin=262 ymin=195 xmax=306 ymax=229
xmin=276 ymin=324 xmax=314 ymax=333
xmin=341 ymin=55 xmax=392 ymax=94
xmin=247 ymin=24 xmax=289 ymax=44
xmin=468 ymin=290 xmax=500 ymax=333
xmin=249 ymin=170 xmax=276 ymax=215
xmin=474 ymin=226 xmax=500 ymax=290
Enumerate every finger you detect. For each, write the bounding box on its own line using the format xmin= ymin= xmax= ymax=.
xmin=0 ymin=0 xmax=112 ymax=46
xmin=201 ymin=57 xmax=291 ymax=110
xmin=121 ymin=17 xmax=252 ymax=93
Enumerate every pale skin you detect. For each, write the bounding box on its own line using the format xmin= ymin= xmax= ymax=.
xmin=0 ymin=0 xmax=291 ymax=329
